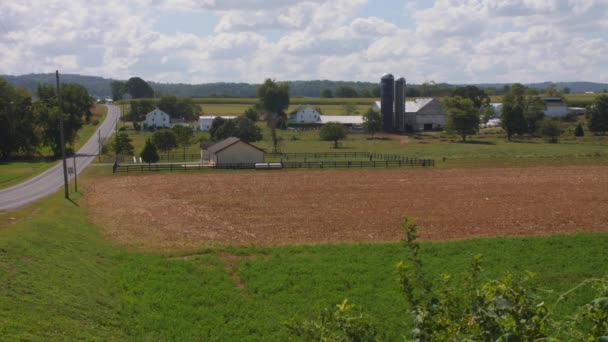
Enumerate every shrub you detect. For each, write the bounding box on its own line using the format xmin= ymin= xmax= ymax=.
xmin=91 ymin=118 xmax=100 ymax=126
xmin=575 ymin=122 xmax=585 ymax=137
xmin=539 ymin=118 xmax=561 ymax=143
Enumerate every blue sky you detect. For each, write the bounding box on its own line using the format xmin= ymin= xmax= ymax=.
xmin=1 ymin=0 xmax=607 ymax=84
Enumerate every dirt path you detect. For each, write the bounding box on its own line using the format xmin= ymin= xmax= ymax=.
xmin=85 ymin=167 xmax=608 ymax=249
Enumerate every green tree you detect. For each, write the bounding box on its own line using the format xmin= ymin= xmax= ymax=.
xmin=125 ymin=77 xmax=154 ymax=99
xmin=111 ymin=81 xmax=126 ymax=100
xmin=127 ymin=99 xmax=155 ymax=124
xmin=588 ymin=95 xmax=608 ymax=135
xmin=523 ymin=95 xmax=546 ymax=133
xmin=363 ymin=107 xmax=382 ymax=138
xmin=320 ymin=89 xmax=333 ymax=98
xmin=36 ymin=83 xmax=90 ymax=156
xmin=480 ymin=105 xmax=495 ymax=124
xmin=320 ymin=122 xmax=348 ymax=148
xmin=444 ymin=96 xmax=480 ymax=142
xmin=151 ymin=129 xmax=177 ymax=151
xmin=257 ymin=79 xmax=290 ymax=152
xmin=243 ymin=107 xmax=259 ymax=122
xmin=157 ymin=95 xmax=178 ymax=117
xmin=451 ymin=85 xmax=490 ymax=109
xmin=0 ymin=79 xmax=38 ymax=159
xmin=232 ymin=117 xmax=262 ymax=143
xmin=501 ymin=84 xmax=528 ymax=141
xmin=140 ymin=139 xmax=159 ymax=163
xmin=111 ymin=132 xmax=134 ymax=155
xmin=209 ymin=117 xmax=227 ymax=138
xmin=335 ymin=86 xmax=358 ymax=98
xmin=539 ymin=119 xmax=561 ymax=143
xmin=212 ymin=119 xmax=236 ymax=141
xmin=172 ymin=125 xmax=194 ymax=147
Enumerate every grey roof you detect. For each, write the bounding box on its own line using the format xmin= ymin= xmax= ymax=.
xmin=207 ymin=137 xmax=265 ymax=154
xmin=207 ymin=137 xmax=241 ymax=154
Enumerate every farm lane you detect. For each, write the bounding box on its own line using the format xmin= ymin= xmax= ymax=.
xmin=0 ymin=105 xmax=120 ymax=211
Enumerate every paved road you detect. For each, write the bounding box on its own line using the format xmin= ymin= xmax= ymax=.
xmin=0 ymin=105 xmax=121 ymax=211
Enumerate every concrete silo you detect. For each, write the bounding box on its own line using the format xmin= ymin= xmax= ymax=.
xmin=380 ymin=73 xmax=395 ymax=132
xmin=395 ymin=77 xmax=406 ymax=131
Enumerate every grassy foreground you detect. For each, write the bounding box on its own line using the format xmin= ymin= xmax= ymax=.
xmin=1 ymin=183 xmax=607 ymax=340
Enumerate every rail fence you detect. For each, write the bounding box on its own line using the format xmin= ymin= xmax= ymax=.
xmin=113 ymin=157 xmax=434 ymax=173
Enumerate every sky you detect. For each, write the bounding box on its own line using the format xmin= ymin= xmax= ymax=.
xmin=1 ymin=0 xmax=607 ymax=84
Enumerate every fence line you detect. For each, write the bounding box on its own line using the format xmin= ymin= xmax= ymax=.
xmin=113 ymin=158 xmax=434 ymax=173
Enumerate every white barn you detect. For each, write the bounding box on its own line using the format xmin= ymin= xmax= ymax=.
xmin=199 ymin=116 xmax=238 ymax=132
xmin=289 ymin=106 xmax=322 ymax=123
xmin=144 ymin=108 xmax=171 ymax=129
xmin=205 ymin=137 xmax=265 ymax=165
xmin=373 ymin=98 xmax=445 ymax=131
xmin=543 ymin=97 xmax=568 ymax=117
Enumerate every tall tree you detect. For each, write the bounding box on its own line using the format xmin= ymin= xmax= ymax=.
xmin=320 ymin=122 xmax=348 ymax=148
xmin=151 ymin=130 xmax=177 ymax=152
xmin=451 ymin=86 xmax=490 ymax=109
xmin=523 ymin=96 xmax=545 ymax=133
xmin=363 ymin=107 xmax=382 ymax=139
xmin=125 ymin=77 xmax=154 ymax=99
xmin=501 ymin=84 xmax=528 ymax=141
xmin=257 ymin=79 xmax=290 ymax=152
xmin=36 ymin=83 xmax=90 ymax=155
xmin=444 ymin=96 xmax=480 ymax=142
xmin=232 ymin=117 xmax=262 ymax=143
xmin=172 ymin=125 xmax=194 ymax=147
xmin=320 ymin=89 xmax=333 ymax=98
xmin=110 ymin=81 xmax=126 ymax=100
xmin=0 ymin=79 xmax=38 ymax=159
xmin=111 ymin=132 xmax=134 ymax=155
xmin=588 ymin=94 xmax=608 ymax=135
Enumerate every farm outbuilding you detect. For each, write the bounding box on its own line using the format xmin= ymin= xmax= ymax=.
xmin=205 ymin=137 xmax=265 ymax=166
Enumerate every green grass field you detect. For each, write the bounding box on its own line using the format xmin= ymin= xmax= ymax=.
xmin=1 ymin=175 xmax=607 ymax=340
xmin=200 ymin=103 xmax=371 ymax=115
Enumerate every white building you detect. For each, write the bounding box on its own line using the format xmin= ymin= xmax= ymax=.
xmin=199 ymin=116 xmax=238 ymax=132
xmin=373 ymin=98 xmax=445 ymax=131
xmin=289 ymin=105 xmax=322 ymax=123
xmin=144 ymin=108 xmax=171 ymax=129
xmin=205 ymin=137 xmax=265 ymax=165
xmin=542 ymin=97 xmax=569 ymax=117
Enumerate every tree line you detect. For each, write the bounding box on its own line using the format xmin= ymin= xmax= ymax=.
xmin=0 ymin=77 xmax=93 ymax=160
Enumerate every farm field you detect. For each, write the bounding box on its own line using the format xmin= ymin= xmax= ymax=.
xmin=85 ymin=167 xmax=608 ymax=249
xmin=200 ymin=103 xmax=370 ymax=115
xmin=2 ymin=168 xmax=608 ymax=340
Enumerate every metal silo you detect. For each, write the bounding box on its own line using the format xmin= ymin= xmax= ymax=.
xmin=395 ymin=77 xmax=406 ymax=131
xmin=380 ymin=73 xmax=394 ymax=133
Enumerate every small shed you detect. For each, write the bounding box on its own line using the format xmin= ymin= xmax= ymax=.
xmin=206 ymin=137 xmax=265 ymax=166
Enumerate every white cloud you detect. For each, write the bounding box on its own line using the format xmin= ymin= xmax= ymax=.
xmin=0 ymin=0 xmax=607 ymax=84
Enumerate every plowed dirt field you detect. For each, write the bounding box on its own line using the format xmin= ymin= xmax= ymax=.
xmin=86 ymin=167 xmax=608 ymax=249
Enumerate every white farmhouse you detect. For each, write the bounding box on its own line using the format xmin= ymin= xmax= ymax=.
xmin=205 ymin=137 xmax=265 ymax=165
xmin=289 ymin=105 xmax=322 ymax=123
xmin=144 ymin=108 xmax=171 ymax=129
xmin=373 ymin=98 xmax=445 ymax=131
xmin=542 ymin=97 xmax=568 ymax=117
xmin=199 ymin=116 xmax=238 ymax=132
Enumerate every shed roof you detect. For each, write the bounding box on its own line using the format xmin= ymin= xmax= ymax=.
xmin=319 ymin=115 xmax=364 ymax=124
xmin=373 ymin=98 xmax=436 ymax=113
xmin=207 ymin=137 xmax=265 ymax=154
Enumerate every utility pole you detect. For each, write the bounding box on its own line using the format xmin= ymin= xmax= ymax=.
xmin=98 ymin=130 xmax=101 ymax=163
xmin=72 ymin=153 xmax=78 ymax=193
xmin=56 ymin=71 xmax=69 ymax=200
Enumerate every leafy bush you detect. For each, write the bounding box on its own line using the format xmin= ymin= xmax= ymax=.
xmin=575 ymin=122 xmax=585 ymax=137
xmin=287 ymin=217 xmax=608 ymax=341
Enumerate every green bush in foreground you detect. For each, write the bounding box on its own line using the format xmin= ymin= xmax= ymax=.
xmin=287 ymin=217 xmax=608 ymax=341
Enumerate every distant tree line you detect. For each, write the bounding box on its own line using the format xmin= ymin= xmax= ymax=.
xmin=0 ymin=77 xmax=93 ymax=160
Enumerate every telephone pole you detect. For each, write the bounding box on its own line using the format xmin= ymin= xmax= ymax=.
xmin=56 ymin=70 xmax=69 ymax=199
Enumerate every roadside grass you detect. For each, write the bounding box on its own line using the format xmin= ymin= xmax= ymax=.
xmin=72 ymin=105 xmax=108 ymax=151
xmin=0 ymin=161 xmax=56 ymax=190
xmin=1 ymin=174 xmax=608 ymax=339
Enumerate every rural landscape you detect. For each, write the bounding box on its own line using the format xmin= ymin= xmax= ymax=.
xmin=2 ymin=0 xmax=608 ymax=341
